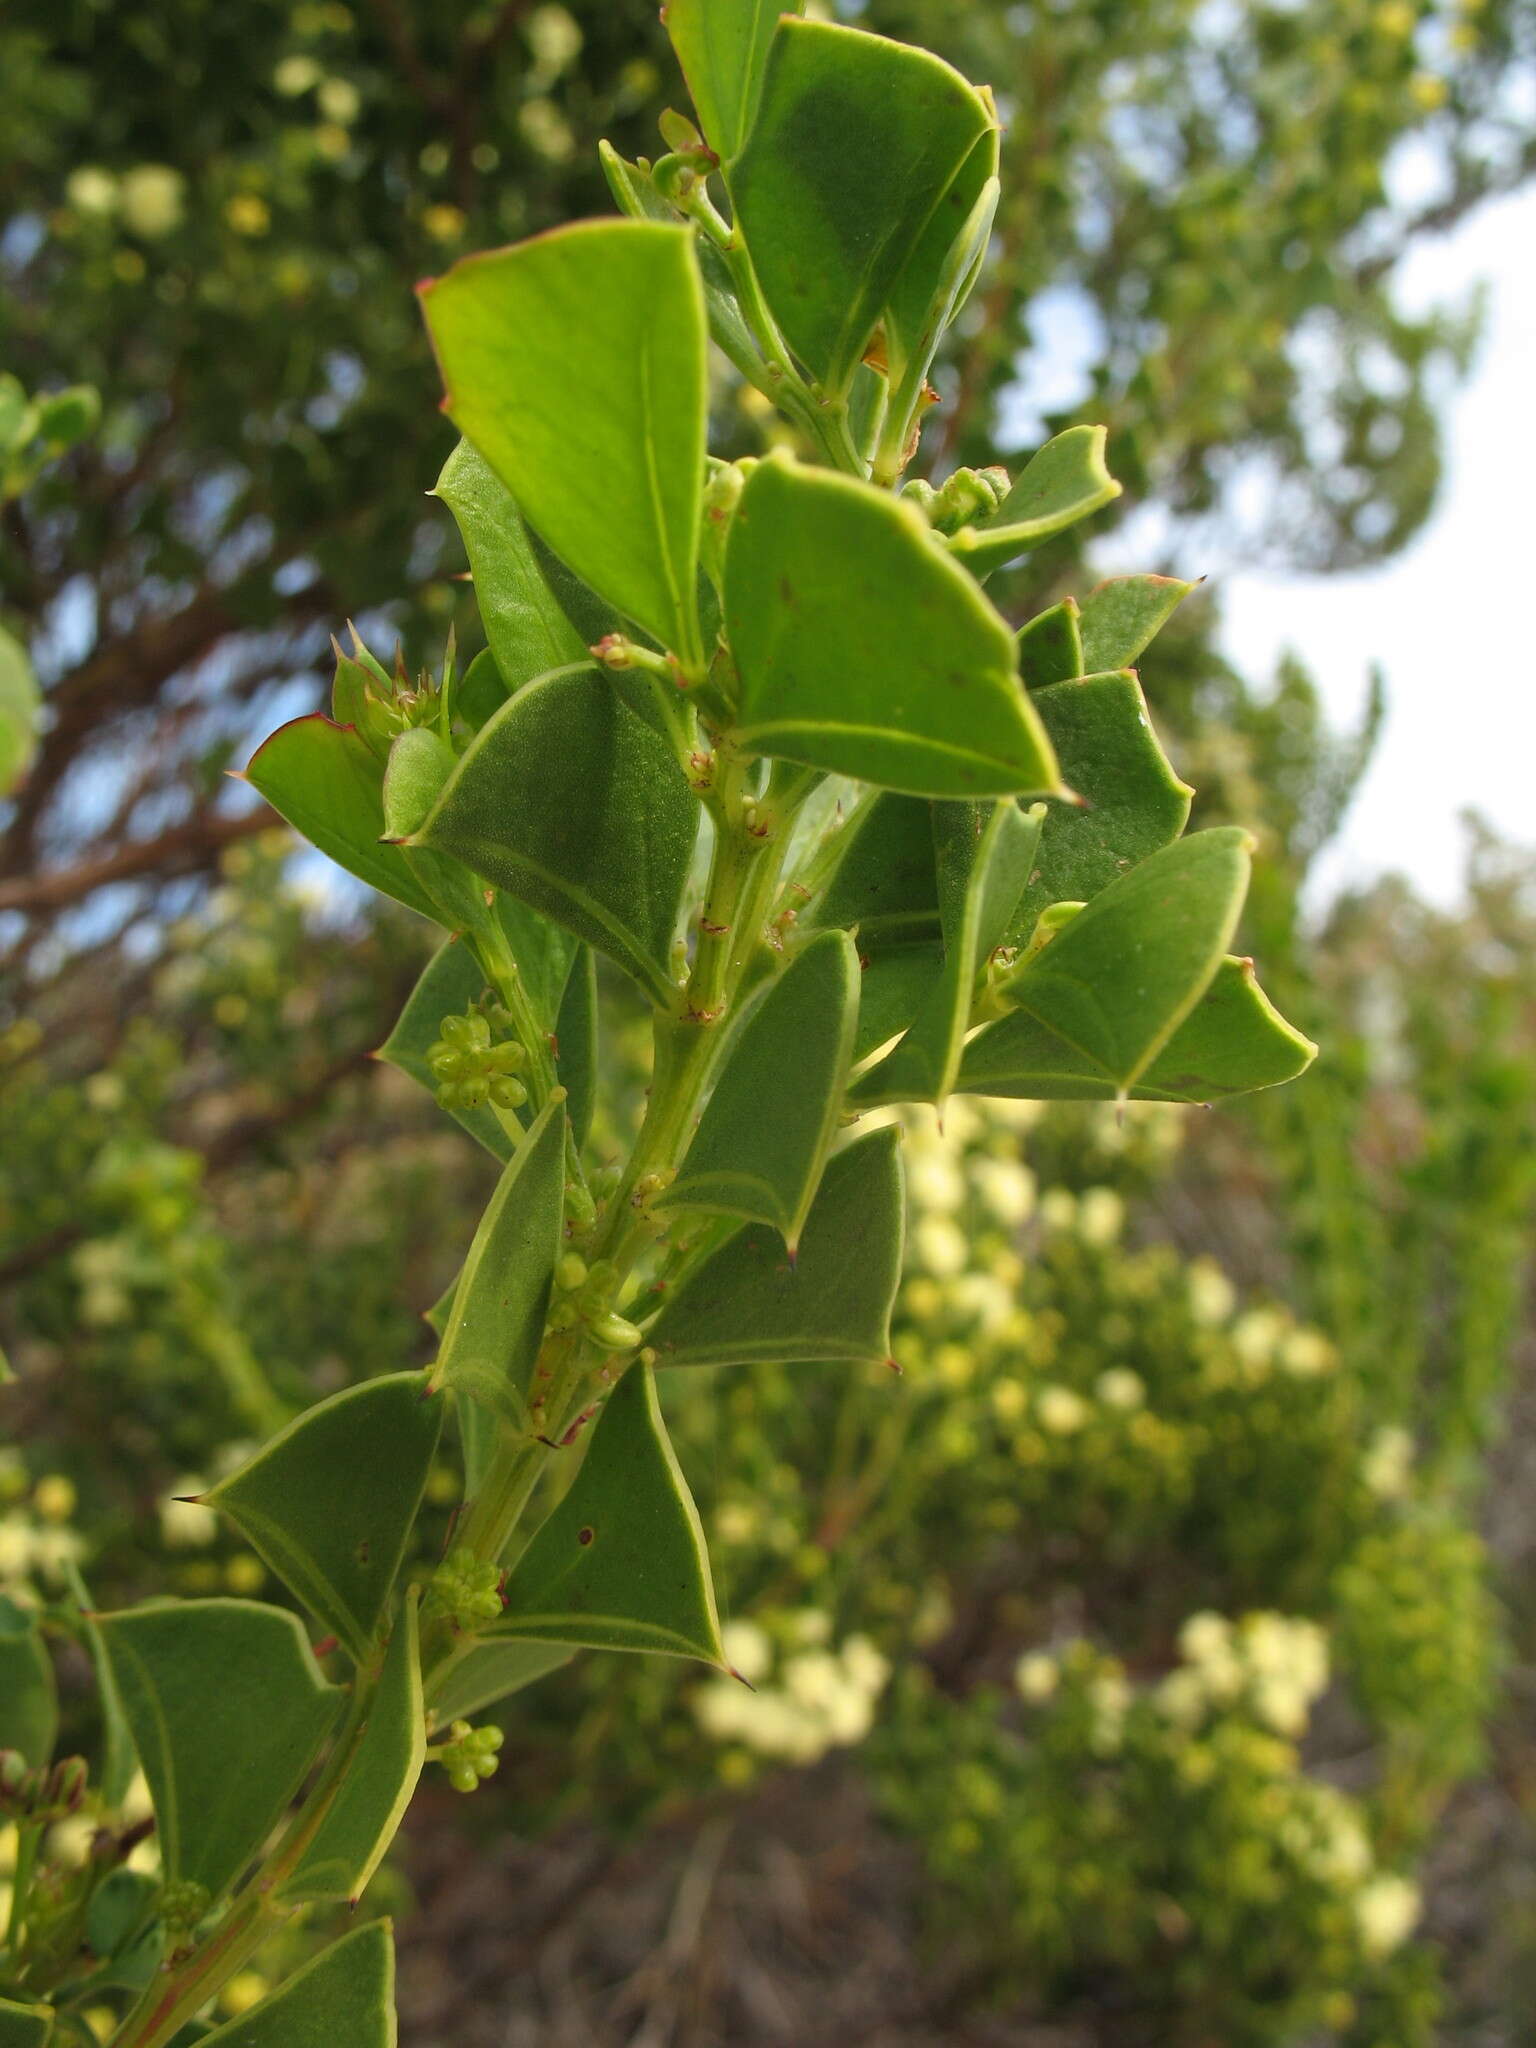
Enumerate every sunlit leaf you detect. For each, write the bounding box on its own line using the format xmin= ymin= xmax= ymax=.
xmin=664 ymin=929 xmax=859 ymax=1247
xmin=96 ymin=1600 xmax=341 ymax=1900
xmin=491 ymin=1364 xmax=724 ymax=1664
xmin=1079 ymin=574 xmax=1196 ymax=672
xmin=597 ymin=144 xmax=764 ymax=382
xmin=245 ymin=716 xmax=438 ymax=921
xmin=420 ymin=221 xmax=707 ymax=664
xmin=0 ymin=623 xmax=41 ymax=798
xmin=434 ymin=440 xmax=587 ymax=695
xmin=664 ymin=0 xmax=800 ymax=162
xmin=726 ymin=458 xmax=1059 ymax=797
xmin=731 ymin=20 xmax=996 ymax=396
xmin=645 ymin=1127 xmax=904 ymax=1367
xmin=204 ymin=1375 xmax=442 ymax=1662
xmin=948 ymin=426 xmax=1121 ymax=580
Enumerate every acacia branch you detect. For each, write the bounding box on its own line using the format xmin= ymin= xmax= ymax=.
xmin=0 ymin=806 xmax=274 ymax=917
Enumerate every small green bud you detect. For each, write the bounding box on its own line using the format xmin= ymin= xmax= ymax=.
xmin=1020 ymin=900 xmax=1084 ymax=964
xmin=922 ymin=465 xmax=1012 ymax=536
xmin=158 ymin=1879 xmax=212 ymax=1934
xmin=0 ymin=1748 xmax=34 ymax=1809
xmin=700 ymin=458 xmax=755 ymax=588
xmin=589 ymin=1312 xmax=643 ymax=1354
xmin=444 ymin=1012 xmax=491 ymax=1051
xmin=563 ymin=1181 xmax=597 ymax=1229
xmin=487 ymin=1074 xmax=528 ymax=1111
xmin=658 ymin=106 xmax=705 ymax=155
xmin=381 ymin=725 xmax=457 ymax=842
xmin=45 ymin=1755 xmax=88 ymax=1814
xmin=556 ymin=1252 xmax=589 ymax=1292
xmin=425 ymin=1547 xmax=503 ymax=1631
xmin=432 ymin=1718 xmax=505 ymax=1793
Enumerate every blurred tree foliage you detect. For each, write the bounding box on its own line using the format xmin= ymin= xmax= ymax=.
xmin=2 ymin=0 xmax=1534 ymax=949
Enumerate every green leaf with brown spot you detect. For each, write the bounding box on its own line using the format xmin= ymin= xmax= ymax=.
xmin=726 ymin=458 xmax=1059 ymax=797
xmin=204 ymin=1375 xmax=442 ymax=1662
xmin=490 ymin=1364 xmax=723 ymax=1665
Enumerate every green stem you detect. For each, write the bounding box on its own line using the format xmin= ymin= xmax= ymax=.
xmin=5 ymin=1821 xmax=40 ymax=1952
xmin=471 ymin=913 xmax=558 ymax=1106
xmin=721 ymin=234 xmax=865 ymax=477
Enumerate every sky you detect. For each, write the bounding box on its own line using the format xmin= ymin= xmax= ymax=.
xmin=1219 ymin=184 xmax=1536 ymax=909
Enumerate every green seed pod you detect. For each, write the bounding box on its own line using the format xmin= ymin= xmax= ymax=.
xmin=487 ymin=1074 xmax=528 ymax=1110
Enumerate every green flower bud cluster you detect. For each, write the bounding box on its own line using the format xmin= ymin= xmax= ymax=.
xmin=157 ymin=1878 xmax=213 ymax=1934
xmin=426 ymin=1009 xmax=529 ymax=1114
xmin=431 ymin=1719 xmax=505 ymax=1794
xmin=902 ymin=465 xmax=1011 ymax=536
xmin=425 ymin=1546 xmax=503 ymax=1631
xmin=0 ymin=1750 xmax=88 ymax=1821
xmin=547 ymin=1254 xmax=642 ymax=1353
